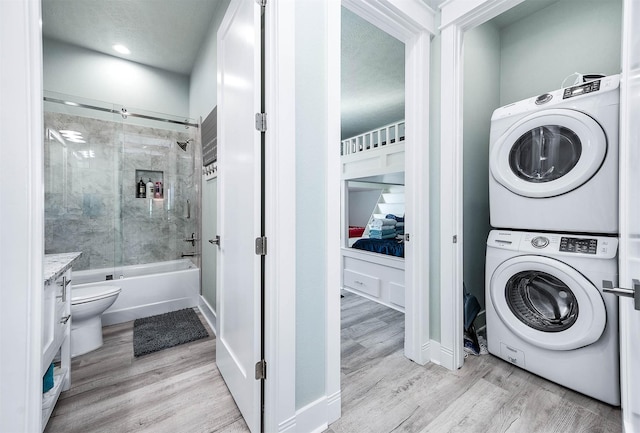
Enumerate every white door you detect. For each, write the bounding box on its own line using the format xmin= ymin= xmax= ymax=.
xmin=616 ymin=1 xmax=640 ymax=430
xmin=216 ymin=0 xmax=263 ymax=432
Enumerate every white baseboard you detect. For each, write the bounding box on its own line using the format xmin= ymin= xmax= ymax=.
xmin=295 ymin=396 xmax=329 ymax=433
xmin=327 ymin=390 xmax=341 ymax=424
xmin=436 ymin=341 xmax=456 ymax=370
xmin=198 ymin=296 xmax=217 ymax=336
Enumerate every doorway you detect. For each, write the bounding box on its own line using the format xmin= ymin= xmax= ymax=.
xmin=440 ymin=0 xmax=623 ymax=369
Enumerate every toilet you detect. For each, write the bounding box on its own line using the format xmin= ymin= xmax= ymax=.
xmin=71 ymin=286 xmax=121 ymax=357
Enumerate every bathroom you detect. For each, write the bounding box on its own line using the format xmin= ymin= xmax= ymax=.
xmin=41 ymin=1 xmax=223 ymax=325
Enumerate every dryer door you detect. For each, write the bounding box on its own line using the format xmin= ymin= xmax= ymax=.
xmin=490 ymin=255 xmax=606 ymax=350
xmin=490 ymin=109 xmax=607 ymax=198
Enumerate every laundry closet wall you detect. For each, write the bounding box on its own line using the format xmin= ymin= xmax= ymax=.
xmin=499 ymin=0 xmax=622 ymax=105
xmin=458 ymin=0 xmax=622 ymax=332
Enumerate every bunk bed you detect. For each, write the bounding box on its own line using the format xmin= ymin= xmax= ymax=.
xmin=341 ymin=121 xmax=406 ymax=313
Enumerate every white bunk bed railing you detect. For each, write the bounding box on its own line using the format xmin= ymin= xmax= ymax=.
xmin=341 ymin=120 xmax=405 ymax=156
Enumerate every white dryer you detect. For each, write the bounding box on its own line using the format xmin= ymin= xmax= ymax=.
xmin=489 ymin=75 xmax=619 ymax=234
xmin=486 ymin=230 xmax=619 ymax=405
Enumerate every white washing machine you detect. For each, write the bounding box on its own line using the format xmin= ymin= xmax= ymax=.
xmin=489 ymin=75 xmax=619 ymax=234
xmin=486 ymin=230 xmax=620 ymax=405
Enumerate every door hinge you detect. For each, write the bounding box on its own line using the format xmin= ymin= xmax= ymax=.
xmin=255 ymin=236 xmax=267 ymax=255
xmin=255 ymin=113 xmax=267 ymax=132
xmin=453 ymin=235 xmax=458 ymax=243
xmin=404 ymin=233 xmax=410 ymax=242
xmin=255 ymin=359 xmax=267 ymax=380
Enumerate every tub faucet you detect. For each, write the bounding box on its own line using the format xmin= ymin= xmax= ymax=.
xmin=184 ymin=232 xmax=198 ymax=247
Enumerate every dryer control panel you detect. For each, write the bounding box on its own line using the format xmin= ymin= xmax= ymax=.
xmin=562 ymin=80 xmax=601 ymax=99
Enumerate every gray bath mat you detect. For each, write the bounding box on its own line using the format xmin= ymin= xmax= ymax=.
xmin=133 ymin=308 xmax=209 ymax=357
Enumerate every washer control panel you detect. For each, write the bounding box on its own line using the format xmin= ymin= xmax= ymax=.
xmin=487 ymin=230 xmax=617 ymax=259
xmin=559 ymin=236 xmax=597 ymax=254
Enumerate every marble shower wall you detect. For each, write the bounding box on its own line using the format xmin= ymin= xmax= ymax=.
xmin=44 ymin=110 xmax=199 ymax=272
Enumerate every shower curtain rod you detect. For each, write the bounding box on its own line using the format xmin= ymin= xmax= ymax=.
xmin=43 ymin=96 xmax=199 ymax=128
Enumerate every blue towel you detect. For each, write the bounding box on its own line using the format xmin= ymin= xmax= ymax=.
xmin=43 ymin=363 xmax=54 ymax=393
xmin=370 ymin=218 xmax=397 ymax=228
xmin=370 ymin=232 xmax=397 ymax=239
xmin=370 ymin=229 xmax=395 ymax=236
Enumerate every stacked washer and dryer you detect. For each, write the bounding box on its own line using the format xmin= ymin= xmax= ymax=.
xmin=485 ymin=74 xmax=621 ymax=405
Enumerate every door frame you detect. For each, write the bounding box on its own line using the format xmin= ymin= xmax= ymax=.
xmin=439 ymin=0 xmax=528 ymax=370
xmin=328 ymin=0 xmax=436 ymax=397
xmin=0 ymin=1 xmax=45 ymax=431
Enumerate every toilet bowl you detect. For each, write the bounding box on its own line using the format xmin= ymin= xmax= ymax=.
xmin=71 ymin=286 xmax=121 ymax=357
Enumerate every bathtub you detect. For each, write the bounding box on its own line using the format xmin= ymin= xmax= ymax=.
xmin=72 ymin=259 xmax=200 ymax=326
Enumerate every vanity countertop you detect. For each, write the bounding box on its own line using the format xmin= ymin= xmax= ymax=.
xmin=44 ymin=252 xmax=82 ymax=284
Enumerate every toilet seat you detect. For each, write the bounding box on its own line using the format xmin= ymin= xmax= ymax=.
xmin=72 ymin=286 xmax=121 ymax=305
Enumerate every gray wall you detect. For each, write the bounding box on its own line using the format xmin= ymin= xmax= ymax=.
xmin=43 ymin=38 xmax=190 ymax=116
xmin=462 ymin=23 xmax=501 ymax=315
xmin=189 ymin=0 xmax=231 ymax=121
xmin=499 ymin=0 xmax=622 ymax=105
xmin=295 ymin=0 xmax=328 ymax=410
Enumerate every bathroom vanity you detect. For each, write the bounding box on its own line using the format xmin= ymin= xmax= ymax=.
xmin=42 ymin=252 xmax=81 ymax=430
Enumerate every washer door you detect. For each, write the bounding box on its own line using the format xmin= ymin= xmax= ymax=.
xmin=490 ymin=255 xmax=606 ymax=350
xmin=490 ymin=108 xmax=607 ymax=198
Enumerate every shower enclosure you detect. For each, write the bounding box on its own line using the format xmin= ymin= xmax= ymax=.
xmin=43 ymin=91 xmax=201 ymax=276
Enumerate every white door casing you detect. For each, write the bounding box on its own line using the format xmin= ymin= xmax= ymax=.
xmin=439 ymin=0 xmax=527 ymax=370
xmin=617 ymin=0 xmax=640 ymax=430
xmin=216 ymin=0 xmax=262 ymax=431
xmin=340 ymin=0 xmax=435 ymax=370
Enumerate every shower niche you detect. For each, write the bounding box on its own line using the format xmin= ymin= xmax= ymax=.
xmin=135 ymin=169 xmax=164 ymax=199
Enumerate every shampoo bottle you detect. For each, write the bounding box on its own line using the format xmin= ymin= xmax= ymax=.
xmin=146 ymin=178 xmax=154 ymax=198
xmin=138 ymin=177 xmax=146 ymax=198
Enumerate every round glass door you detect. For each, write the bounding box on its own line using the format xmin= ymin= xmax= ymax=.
xmin=490 ymin=256 xmax=606 ymax=350
xmin=505 ymin=270 xmax=579 ymax=332
xmin=490 ymin=109 xmax=607 ymax=198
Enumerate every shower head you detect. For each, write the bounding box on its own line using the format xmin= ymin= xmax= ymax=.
xmin=177 ymin=139 xmax=192 ymax=151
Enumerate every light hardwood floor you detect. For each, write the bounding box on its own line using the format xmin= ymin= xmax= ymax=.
xmin=327 ymin=291 xmax=622 ymax=433
xmin=45 ymin=310 xmax=249 ymax=433
xmin=46 ymin=296 xmax=622 ymax=433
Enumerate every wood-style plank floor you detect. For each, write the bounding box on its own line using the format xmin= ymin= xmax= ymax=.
xmin=45 ymin=309 xmax=249 ymax=433
xmin=327 ymin=291 xmax=622 ymax=433
xmin=46 ymin=296 xmax=622 ymax=433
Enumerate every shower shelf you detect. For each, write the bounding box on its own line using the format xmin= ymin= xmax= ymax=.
xmin=135 ymin=169 xmax=164 ymax=199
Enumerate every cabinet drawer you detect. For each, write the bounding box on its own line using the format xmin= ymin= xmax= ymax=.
xmin=344 ymin=269 xmax=380 ymax=297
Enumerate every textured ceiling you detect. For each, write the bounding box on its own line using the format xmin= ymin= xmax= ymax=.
xmin=341 ymin=7 xmax=405 ymax=140
xmin=41 ymin=0 xmax=222 ymax=75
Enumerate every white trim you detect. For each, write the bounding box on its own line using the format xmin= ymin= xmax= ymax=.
xmin=294 ymin=396 xmax=330 ymax=433
xmin=329 ymin=3 xmax=436 ymax=409
xmin=264 ymin=1 xmax=297 ymax=432
xmin=326 ymin=0 xmax=343 ymax=427
xmin=438 ymin=0 xmax=530 ymax=371
xmin=198 ymin=296 xmax=217 ymax=336
xmin=0 ymin=1 xmax=44 ymax=431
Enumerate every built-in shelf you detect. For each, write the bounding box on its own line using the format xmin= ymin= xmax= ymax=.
xmin=42 ymin=367 xmax=68 ymax=426
xmin=135 ymin=169 xmax=164 ymax=199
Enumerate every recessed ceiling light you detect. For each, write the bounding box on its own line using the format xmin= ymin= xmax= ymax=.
xmin=113 ymin=44 xmax=131 ymax=55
